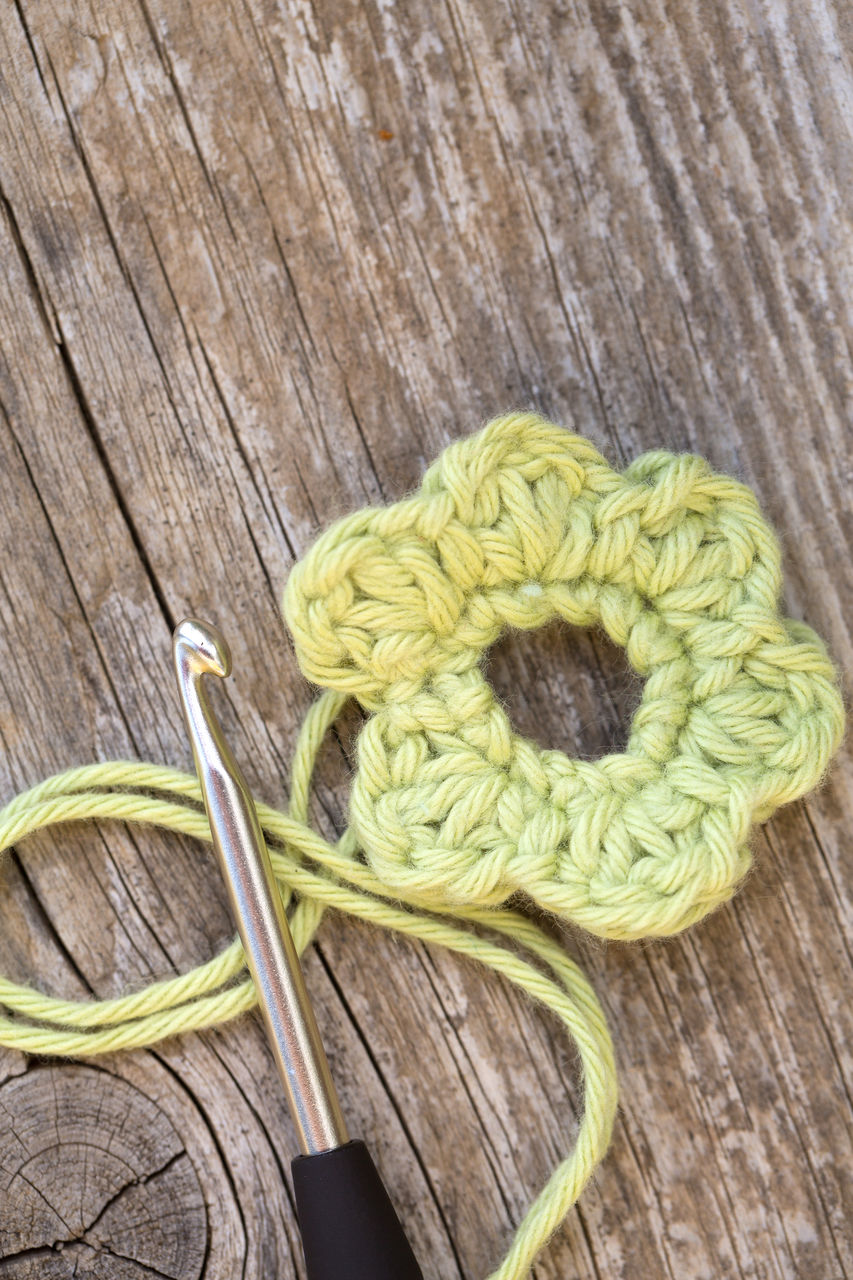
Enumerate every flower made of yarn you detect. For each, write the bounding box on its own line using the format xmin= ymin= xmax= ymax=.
xmin=283 ymin=413 xmax=844 ymax=941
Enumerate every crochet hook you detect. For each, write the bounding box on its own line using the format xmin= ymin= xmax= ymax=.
xmin=173 ymin=618 xmax=424 ymax=1280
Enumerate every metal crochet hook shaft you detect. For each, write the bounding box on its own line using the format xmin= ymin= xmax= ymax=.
xmin=173 ymin=617 xmax=347 ymax=1154
xmin=173 ymin=618 xmax=424 ymax=1280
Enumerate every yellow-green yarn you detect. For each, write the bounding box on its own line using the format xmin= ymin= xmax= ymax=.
xmin=284 ymin=412 xmax=845 ymax=939
xmin=0 ymin=412 xmax=844 ymax=1278
xmin=0 ymin=691 xmax=617 ymax=1280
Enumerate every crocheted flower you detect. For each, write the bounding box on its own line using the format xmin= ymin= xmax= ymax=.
xmin=283 ymin=414 xmax=844 ymax=940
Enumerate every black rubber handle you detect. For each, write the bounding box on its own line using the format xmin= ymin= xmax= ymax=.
xmin=291 ymin=1139 xmax=424 ymax=1280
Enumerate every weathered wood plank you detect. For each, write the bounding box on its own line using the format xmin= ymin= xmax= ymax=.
xmin=0 ymin=1 xmax=850 ymax=1277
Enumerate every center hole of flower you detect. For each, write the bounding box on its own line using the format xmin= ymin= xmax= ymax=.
xmin=485 ymin=619 xmax=641 ymax=760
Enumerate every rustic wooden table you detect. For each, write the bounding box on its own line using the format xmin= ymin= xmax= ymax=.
xmin=0 ymin=3 xmax=850 ymax=1277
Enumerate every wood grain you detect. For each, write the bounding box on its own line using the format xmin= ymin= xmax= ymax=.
xmin=0 ymin=1 xmax=850 ymax=1276
xmin=0 ymin=1065 xmax=207 ymax=1278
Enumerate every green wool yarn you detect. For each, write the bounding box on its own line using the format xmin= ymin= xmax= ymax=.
xmin=284 ymin=412 xmax=845 ymax=940
xmin=0 ymin=412 xmax=843 ymax=1280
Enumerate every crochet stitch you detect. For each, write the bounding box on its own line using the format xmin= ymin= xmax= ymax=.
xmin=284 ymin=412 xmax=845 ymax=940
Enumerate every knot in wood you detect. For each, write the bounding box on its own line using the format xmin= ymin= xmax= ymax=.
xmin=0 ymin=1065 xmax=207 ymax=1278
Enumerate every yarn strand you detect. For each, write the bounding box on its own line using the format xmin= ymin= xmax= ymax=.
xmin=0 ymin=687 xmax=616 ymax=1280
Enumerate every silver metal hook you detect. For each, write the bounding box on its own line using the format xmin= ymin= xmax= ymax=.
xmin=173 ymin=617 xmax=348 ymax=1155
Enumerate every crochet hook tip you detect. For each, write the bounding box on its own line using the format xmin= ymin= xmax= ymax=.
xmin=173 ymin=617 xmax=232 ymax=680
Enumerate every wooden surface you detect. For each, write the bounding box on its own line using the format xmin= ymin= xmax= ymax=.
xmin=0 ymin=2 xmax=851 ymax=1276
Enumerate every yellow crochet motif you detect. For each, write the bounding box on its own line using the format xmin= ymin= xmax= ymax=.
xmin=285 ymin=412 xmax=845 ymax=940
xmin=0 ymin=411 xmax=843 ymax=1280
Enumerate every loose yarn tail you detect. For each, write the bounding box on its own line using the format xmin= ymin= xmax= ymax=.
xmin=0 ymin=689 xmax=617 ymax=1280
